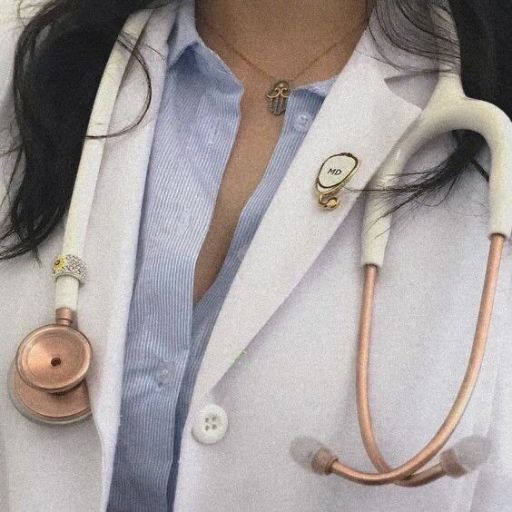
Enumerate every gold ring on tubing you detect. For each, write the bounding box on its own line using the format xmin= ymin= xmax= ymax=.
xmin=317 ymin=233 xmax=504 ymax=485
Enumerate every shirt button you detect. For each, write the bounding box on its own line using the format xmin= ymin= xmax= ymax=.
xmin=293 ymin=112 xmax=313 ymax=132
xmin=156 ymin=360 xmax=176 ymax=387
xmin=191 ymin=404 xmax=229 ymax=444
xmin=206 ymin=119 xmax=220 ymax=145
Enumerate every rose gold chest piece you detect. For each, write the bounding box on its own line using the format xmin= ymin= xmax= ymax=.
xmin=8 ymin=307 xmax=92 ymax=425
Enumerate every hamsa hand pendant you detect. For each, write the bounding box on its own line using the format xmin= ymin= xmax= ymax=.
xmin=266 ymin=80 xmax=290 ymax=116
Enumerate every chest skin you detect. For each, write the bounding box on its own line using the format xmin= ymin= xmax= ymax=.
xmin=191 ymin=19 xmax=362 ymax=306
xmin=192 ymin=79 xmax=286 ymax=305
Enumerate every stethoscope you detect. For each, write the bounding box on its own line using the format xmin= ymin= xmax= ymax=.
xmin=7 ymin=10 xmax=154 ymax=424
xmin=7 ymin=4 xmax=512 ymax=489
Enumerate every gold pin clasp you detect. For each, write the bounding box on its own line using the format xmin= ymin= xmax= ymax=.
xmin=315 ymin=153 xmax=359 ymax=209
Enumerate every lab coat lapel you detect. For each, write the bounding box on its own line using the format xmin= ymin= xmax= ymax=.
xmin=74 ymin=5 xmax=177 ymax=508
xmin=190 ymin=32 xmax=424 ymax=407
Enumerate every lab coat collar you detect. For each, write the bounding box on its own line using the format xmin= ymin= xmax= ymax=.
xmin=74 ymin=5 xmax=179 ymax=509
xmin=188 ymin=29 xmax=426 ymax=412
xmin=78 ymin=5 xmax=430 ymax=507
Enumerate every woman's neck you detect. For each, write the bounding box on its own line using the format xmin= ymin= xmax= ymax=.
xmin=195 ymin=0 xmax=368 ymax=86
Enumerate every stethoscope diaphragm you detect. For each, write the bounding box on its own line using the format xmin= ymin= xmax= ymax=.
xmin=8 ymin=307 xmax=92 ymax=425
xmin=8 ymin=362 xmax=91 ymax=426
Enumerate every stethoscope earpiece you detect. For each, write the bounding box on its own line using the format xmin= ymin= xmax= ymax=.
xmin=290 ymin=435 xmax=492 ymax=481
xmin=291 ymin=3 xmax=510 ymax=485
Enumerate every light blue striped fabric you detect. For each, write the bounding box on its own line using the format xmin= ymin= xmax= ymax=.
xmin=107 ymin=0 xmax=337 ymax=510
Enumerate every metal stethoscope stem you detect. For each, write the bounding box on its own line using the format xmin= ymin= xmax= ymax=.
xmin=326 ymin=234 xmax=503 ymax=486
xmin=356 ymin=235 xmax=504 ymax=486
xmin=294 ymin=216 xmax=506 ymax=488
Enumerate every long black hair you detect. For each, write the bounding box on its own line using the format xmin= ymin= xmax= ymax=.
xmin=0 ymin=0 xmax=510 ymax=261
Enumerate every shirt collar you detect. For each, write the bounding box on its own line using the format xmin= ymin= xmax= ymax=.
xmin=166 ymin=0 xmax=338 ymax=98
xmin=166 ymin=0 xmax=199 ymax=69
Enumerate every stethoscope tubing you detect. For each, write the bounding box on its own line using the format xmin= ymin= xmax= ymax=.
xmin=56 ymin=10 xmax=153 ymax=312
xmin=304 ymin=5 xmax=512 ymax=485
xmin=7 ymin=10 xmax=154 ymax=426
xmin=352 ymin=234 xmax=504 ymax=485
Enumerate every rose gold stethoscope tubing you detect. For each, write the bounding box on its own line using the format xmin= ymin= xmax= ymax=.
xmin=356 ymin=265 xmax=445 ymax=487
xmin=356 ymin=264 xmax=444 ymax=486
xmin=325 ymin=233 xmax=504 ymax=485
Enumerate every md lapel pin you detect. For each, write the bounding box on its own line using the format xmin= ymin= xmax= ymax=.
xmin=315 ymin=153 xmax=359 ymax=209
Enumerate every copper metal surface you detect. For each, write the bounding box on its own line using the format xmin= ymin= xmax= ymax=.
xmin=16 ymin=309 xmax=92 ymax=394
xmin=55 ymin=307 xmax=75 ymax=327
xmin=16 ymin=324 xmax=92 ymax=393
xmin=355 ymin=265 xmax=445 ymax=486
xmin=324 ymin=233 xmax=504 ymax=486
xmin=9 ymin=307 xmax=92 ymax=425
xmin=311 ymin=448 xmax=339 ymax=475
xmin=8 ymin=361 xmax=91 ymax=425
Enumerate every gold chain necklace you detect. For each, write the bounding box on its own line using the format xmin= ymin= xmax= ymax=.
xmin=197 ymin=14 xmax=365 ymax=116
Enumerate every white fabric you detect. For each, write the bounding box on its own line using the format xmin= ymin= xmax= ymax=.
xmin=0 ymin=4 xmax=511 ymax=511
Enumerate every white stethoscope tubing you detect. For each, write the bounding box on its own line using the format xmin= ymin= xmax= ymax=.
xmin=55 ymin=10 xmax=153 ymax=311
xmin=362 ymin=16 xmax=512 ymax=268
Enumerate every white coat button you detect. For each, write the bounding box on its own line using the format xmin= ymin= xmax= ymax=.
xmin=293 ymin=112 xmax=313 ymax=132
xmin=192 ymin=404 xmax=228 ymax=444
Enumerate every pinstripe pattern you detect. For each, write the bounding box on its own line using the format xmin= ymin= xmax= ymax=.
xmin=107 ymin=0 xmax=337 ymax=510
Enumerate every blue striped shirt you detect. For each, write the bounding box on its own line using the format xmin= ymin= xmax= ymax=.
xmin=107 ymin=0 xmax=337 ymax=510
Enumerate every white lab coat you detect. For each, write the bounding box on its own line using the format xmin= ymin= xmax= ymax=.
xmin=1 ymin=4 xmax=511 ymax=512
